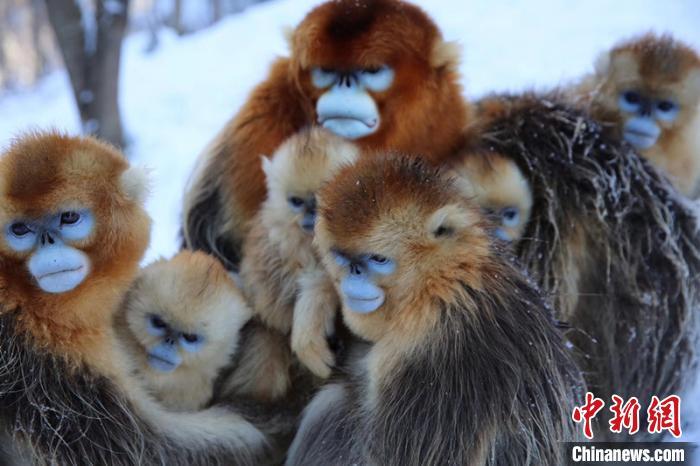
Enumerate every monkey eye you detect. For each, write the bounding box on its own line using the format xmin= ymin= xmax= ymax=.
xmin=623 ymin=91 xmax=641 ymax=104
xmin=501 ymin=207 xmax=521 ymax=228
xmin=332 ymin=249 xmax=351 ymax=267
xmin=434 ymin=225 xmax=454 ymax=237
xmin=60 ymin=211 xmax=81 ymax=225
xmin=150 ymin=315 xmax=167 ymax=329
xmin=369 ymin=254 xmax=388 ymax=264
xmin=363 ymin=66 xmax=382 ymax=74
xmin=657 ymin=100 xmax=677 ymax=112
xmin=9 ymin=222 xmax=31 ymax=237
xmin=181 ymin=333 xmax=200 ymax=343
xmin=288 ymin=196 xmax=305 ymax=210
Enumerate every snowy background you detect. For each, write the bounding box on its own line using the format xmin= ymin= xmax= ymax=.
xmin=0 ymin=0 xmax=699 ymax=454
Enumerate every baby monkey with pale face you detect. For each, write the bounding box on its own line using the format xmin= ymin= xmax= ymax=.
xmin=224 ymin=128 xmax=359 ymax=401
xmin=451 ymin=151 xmax=533 ymax=242
xmin=118 ymin=250 xmax=252 ymax=411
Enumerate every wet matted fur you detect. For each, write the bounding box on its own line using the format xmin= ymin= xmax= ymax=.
xmin=461 ymin=93 xmax=700 ymax=439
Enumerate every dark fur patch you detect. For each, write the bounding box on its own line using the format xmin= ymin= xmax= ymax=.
xmin=325 ymin=0 xmax=380 ymax=40
xmin=181 ymin=181 xmax=242 ymax=271
xmin=463 ymin=93 xmax=700 ymax=440
xmin=288 ymin=257 xmax=583 ymax=465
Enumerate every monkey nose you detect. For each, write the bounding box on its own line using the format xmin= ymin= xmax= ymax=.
xmin=350 ymin=263 xmax=363 ymax=275
xmin=40 ymin=232 xmax=56 ymax=245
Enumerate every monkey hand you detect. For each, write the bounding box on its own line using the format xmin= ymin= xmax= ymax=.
xmin=292 ymin=328 xmax=335 ymax=379
xmin=292 ymin=269 xmax=339 ymax=378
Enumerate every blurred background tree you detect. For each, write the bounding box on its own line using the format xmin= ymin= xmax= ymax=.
xmin=0 ymin=0 xmax=267 ymax=149
xmin=44 ymin=0 xmax=130 ymax=148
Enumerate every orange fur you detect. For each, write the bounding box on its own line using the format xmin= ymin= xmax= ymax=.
xmin=182 ymin=0 xmax=468 ymax=265
xmin=315 ymin=155 xmax=492 ymax=344
xmin=574 ymin=33 xmax=700 ymax=195
xmin=0 ymin=132 xmax=150 ymax=369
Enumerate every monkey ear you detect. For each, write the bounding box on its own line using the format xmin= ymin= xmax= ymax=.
xmin=119 ymin=165 xmax=151 ymax=204
xmin=427 ymin=204 xmax=474 ymax=239
xmin=282 ymin=26 xmax=295 ymax=51
xmin=430 ymin=40 xmax=461 ymax=72
xmin=261 ymin=155 xmax=274 ymax=178
xmin=686 ymin=68 xmax=700 ymax=96
xmin=593 ymin=51 xmax=611 ymax=77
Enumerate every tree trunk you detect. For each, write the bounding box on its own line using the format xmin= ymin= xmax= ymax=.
xmin=44 ymin=0 xmax=129 ymax=149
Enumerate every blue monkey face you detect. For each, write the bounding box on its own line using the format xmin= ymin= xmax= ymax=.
xmin=333 ymin=250 xmax=396 ymax=313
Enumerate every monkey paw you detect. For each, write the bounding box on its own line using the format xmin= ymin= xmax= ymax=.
xmin=293 ymin=335 xmax=335 ymax=379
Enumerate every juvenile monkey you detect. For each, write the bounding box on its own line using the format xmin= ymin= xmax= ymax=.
xmin=573 ymin=33 xmax=700 ymax=195
xmin=287 ymin=155 xmax=582 ymax=465
xmin=0 ymin=132 xmax=268 ymax=465
xmin=451 ymin=151 xmax=533 ymax=242
xmin=230 ymin=128 xmax=359 ymax=399
xmin=118 ymin=251 xmax=252 ymax=411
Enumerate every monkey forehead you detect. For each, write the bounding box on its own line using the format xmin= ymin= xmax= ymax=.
xmin=292 ymin=0 xmax=442 ymax=69
xmin=135 ymin=251 xmax=243 ymax=328
xmin=611 ymin=34 xmax=700 ymax=88
xmin=269 ymin=129 xmax=359 ymax=190
xmin=0 ymin=132 xmax=128 ymax=215
xmin=457 ymin=152 xmax=532 ymax=208
xmin=318 ymin=154 xmax=460 ymax=244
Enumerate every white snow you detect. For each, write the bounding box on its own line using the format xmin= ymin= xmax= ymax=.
xmin=0 ymin=0 xmax=699 ymax=454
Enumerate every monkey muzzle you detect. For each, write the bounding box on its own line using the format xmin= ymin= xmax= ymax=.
xmin=316 ymin=85 xmax=380 ymax=140
xmin=148 ymin=342 xmax=182 ymax=373
xmin=28 ymin=243 xmax=90 ymax=294
xmin=340 ymin=274 xmax=385 ymax=313
xmin=623 ymin=117 xmax=660 ymax=150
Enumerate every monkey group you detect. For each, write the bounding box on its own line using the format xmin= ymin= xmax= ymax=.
xmin=1 ymin=1 xmax=700 ymax=465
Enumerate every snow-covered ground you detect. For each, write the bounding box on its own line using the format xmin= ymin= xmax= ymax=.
xmin=0 ymin=0 xmax=699 ymax=455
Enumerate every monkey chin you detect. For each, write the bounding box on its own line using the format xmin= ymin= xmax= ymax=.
xmin=320 ymin=118 xmax=379 ymax=140
xmin=316 ymin=92 xmax=380 ymax=140
xmin=147 ymin=353 xmax=180 ymax=373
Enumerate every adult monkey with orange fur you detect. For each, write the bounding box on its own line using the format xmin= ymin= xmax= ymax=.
xmin=461 ymin=94 xmax=700 ymax=440
xmin=182 ymin=0 xmax=467 ymax=269
xmin=571 ymin=33 xmax=700 ymax=196
xmin=287 ymin=155 xmax=582 ymax=466
xmin=0 ymin=133 xmax=269 ymax=465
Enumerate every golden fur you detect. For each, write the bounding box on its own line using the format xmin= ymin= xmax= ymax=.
xmin=572 ymin=33 xmax=700 ymax=195
xmin=0 ymin=132 xmax=151 ymax=368
xmin=182 ymin=0 xmax=468 ymax=269
xmin=0 ymin=132 xmax=269 ymax=465
xmin=289 ymin=155 xmax=582 ymax=465
xmin=117 ymin=251 xmax=252 ymax=411
xmin=450 ymin=150 xmax=533 ymax=241
xmin=228 ymin=128 xmax=358 ymax=399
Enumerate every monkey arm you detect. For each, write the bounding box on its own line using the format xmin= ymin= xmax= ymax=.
xmin=291 ymin=267 xmax=339 ymax=378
